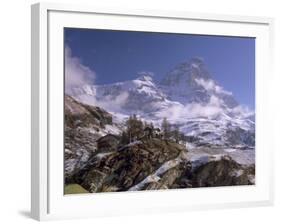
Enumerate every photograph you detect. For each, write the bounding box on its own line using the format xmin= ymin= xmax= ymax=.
xmin=64 ymin=28 xmax=255 ymax=194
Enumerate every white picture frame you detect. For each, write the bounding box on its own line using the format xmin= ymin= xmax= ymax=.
xmin=31 ymin=2 xmax=275 ymax=221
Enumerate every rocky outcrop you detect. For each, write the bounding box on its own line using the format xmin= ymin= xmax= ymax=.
xmin=65 ymin=95 xmax=112 ymax=129
xmin=64 ymin=95 xmax=115 ymax=183
xmin=66 ymin=137 xmax=255 ymax=192
xmin=70 ymin=137 xmax=255 ymax=193
xmin=96 ymin=134 xmax=121 ymax=153
xmin=190 ymin=156 xmax=255 ymax=187
xmin=73 ymin=139 xmax=190 ymax=192
xmin=64 ymin=127 xmax=100 ymax=182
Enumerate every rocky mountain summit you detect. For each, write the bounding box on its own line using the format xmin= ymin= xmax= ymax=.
xmin=159 ymin=57 xmax=238 ymax=107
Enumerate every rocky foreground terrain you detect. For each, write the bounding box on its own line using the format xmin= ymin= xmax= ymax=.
xmin=64 ymin=95 xmax=255 ymax=194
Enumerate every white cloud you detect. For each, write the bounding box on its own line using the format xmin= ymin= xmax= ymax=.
xmin=77 ymin=90 xmax=129 ymax=113
xmin=65 ymin=45 xmax=95 ymax=94
xmin=157 ymin=95 xmax=224 ymax=121
xmin=64 ymin=46 xmax=129 ymax=111
xmin=157 ymin=93 xmax=255 ymax=123
xmin=232 ymin=105 xmax=254 ymax=117
xmin=195 ymin=78 xmax=232 ymax=95
xmin=64 ymin=46 xmax=130 ymax=112
xmin=96 ymin=92 xmax=129 ymax=112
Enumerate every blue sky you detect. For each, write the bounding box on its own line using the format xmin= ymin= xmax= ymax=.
xmin=65 ymin=28 xmax=255 ymax=109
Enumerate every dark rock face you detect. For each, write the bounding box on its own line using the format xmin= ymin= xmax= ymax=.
xmin=191 ymin=156 xmax=255 ymax=187
xmin=159 ymin=58 xmax=239 ymax=108
xmin=144 ymin=161 xmax=191 ymax=190
xmin=96 ymin=134 xmax=121 ymax=153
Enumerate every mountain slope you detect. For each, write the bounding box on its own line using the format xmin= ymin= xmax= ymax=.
xmin=64 ymin=95 xmax=121 ymax=182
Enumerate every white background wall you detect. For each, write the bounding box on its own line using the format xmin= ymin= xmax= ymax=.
xmin=0 ymin=0 xmax=280 ymax=223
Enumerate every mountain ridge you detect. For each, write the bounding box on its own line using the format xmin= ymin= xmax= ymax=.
xmin=69 ymin=58 xmax=255 ymax=148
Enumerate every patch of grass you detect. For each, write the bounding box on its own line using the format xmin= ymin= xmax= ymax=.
xmin=64 ymin=184 xmax=89 ymax=194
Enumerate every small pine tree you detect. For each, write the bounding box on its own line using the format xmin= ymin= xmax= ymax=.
xmin=120 ymin=131 xmax=129 ymax=145
xmin=125 ymin=114 xmax=144 ymax=142
xmin=173 ymin=126 xmax=180 ymax=143
xmin=161 ymin=117 xmax=171 ymax=140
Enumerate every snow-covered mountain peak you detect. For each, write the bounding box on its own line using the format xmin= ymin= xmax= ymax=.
xmin=158 ymin=58 xmax=239 ymax=108
xmin=69 ymin=58 xmax=254 ymax=148
xmin=160 ymin=57 xmax=211 ymax=87
xmin=135 ymin=72 xmax=154 ymax=82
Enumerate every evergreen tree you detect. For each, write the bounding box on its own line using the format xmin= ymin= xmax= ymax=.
xmin=125 ymin=114 xmax=144 ymax=142
xmin=120 ymin=131 xmax=129 ymax=145
xmin=173 ymin=126 xmax=180 ymax=143
xmin=161 ymin=117 xmax=171 ymax=140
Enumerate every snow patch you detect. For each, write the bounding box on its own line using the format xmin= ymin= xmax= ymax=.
xmin=231 ymin=169 xmax=244 ymax=177
xmin=95 ymin=152 xmax=114 ymax=159
xmin=129 ymin=155 xmax=182 ymax=191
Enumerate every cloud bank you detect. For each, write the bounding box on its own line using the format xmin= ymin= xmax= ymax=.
xmin=195 ymin=78 xmax=232 ymax=96
xmin=65 ymin=45 xmax=95 ymax=94
xmin=157 ymin=94 xmax=253 ymax=122
xmin=79 ymin=91 xmax=129 ymax=113
xmin=157 ymin=95 xmax=224 ymax=120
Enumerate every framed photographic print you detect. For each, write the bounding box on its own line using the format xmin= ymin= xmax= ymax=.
xmin=31 ymin=2 xmax=274 ymax=221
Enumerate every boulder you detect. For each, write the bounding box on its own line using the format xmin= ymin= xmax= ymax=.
xmin=96 ymin=134 xmax=121 ymax=152
xmin=191 ymin=156 xmax=255 ymax=187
